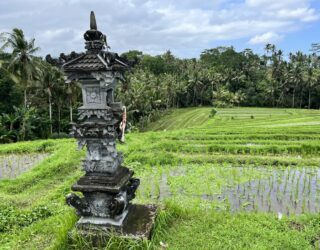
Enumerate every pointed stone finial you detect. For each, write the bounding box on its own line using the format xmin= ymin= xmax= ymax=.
xmin=90 ymin=11 xmax=97 ymax=30
xmin=84 ymin=11 xmax=105 ymax=52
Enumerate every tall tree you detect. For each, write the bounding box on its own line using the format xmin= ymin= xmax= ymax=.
xmin=0 ymin=28 xmax=39 ymax=108
xmin=66 ymin=81 xmax=80 ymax=123
xmin=36 ymin=62 xmax=64 ymax=134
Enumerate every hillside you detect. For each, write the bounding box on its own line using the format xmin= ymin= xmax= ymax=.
xmin=146 ymin=107 xmax=212 ymax=131
xmin=1 ymin=108 xmax=320 ymax=249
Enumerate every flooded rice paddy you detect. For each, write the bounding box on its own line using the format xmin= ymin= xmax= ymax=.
xmin=143 ymin=166 xmax=320 ymax=215
xmin=218 ymin=167 xmax=320 ymax=215
xmin=0 ymin=153 xmax=49 ymax=179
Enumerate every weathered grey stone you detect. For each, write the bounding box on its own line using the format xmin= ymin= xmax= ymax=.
xmin=69 ymin=204 xmax=158 ymax=247
xmin=62 ymin=11 xmax=138 ymax=224
xmin=53 ymin=11 xmax=157 ymax=243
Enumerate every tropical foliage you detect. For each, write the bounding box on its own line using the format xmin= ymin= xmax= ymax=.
xmin=0 ymin=29 xmax=80 ymax=142
xmin=120 ymin=46 xmax=320 ymax=127
xmin=1 ymin=28 xmax=320 ymax=141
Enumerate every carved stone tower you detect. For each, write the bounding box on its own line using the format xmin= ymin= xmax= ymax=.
xmin=64 ymin=11 xmax=140 ymax=229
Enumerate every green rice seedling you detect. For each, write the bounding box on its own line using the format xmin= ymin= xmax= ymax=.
xmin=2 ymin=108 xmax=320 ymax=248
xmin=7 ymin=157 xmax=13 ymax=178
xmin=308 ymin=177 xmax=312 ymax=195
xmin=302 ymin=198 xmax=307 ymax=214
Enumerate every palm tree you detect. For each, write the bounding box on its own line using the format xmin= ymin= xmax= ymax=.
xmin=1 ymin=28 xmax=40 ymax=108
xmin=289 ymin=52 xmax=307 ymax=108
xmin=2 ymin=113 xmax=18 ymax=132
xmin=13 ymin=106 xmax=36 ymax=141
xmin=36 ymin=62 xmax=64 ymax=134
xmin=264 ymin=45 xmax=286 ymax=107
xmin=1 ymin=112 xmax=19 ymax=142
xmin=53 ymin=78 xmax=68 ymax=136
xmin=66 ymin=81 xmax=80 ymax=123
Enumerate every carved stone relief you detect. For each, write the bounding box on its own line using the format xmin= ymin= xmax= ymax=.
xmin=86 ymin=87 xmax=101 ymax=104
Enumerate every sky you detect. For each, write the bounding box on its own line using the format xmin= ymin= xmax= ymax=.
xmin=0 ymin=0 xmax=319 ymax=58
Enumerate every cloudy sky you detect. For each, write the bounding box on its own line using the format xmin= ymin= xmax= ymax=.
xmin=0 ymin=0 xmax=319 ymax=58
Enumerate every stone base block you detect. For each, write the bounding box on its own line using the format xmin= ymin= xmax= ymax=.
xmin=78 ymin=209 xmax=129 ymax=227
xmin=70 ymin=204 xmax=157 ymax=247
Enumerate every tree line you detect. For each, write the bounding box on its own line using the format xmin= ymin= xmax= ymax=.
xmin=0 ymin=29 xmax=80 ymax=142
xmin=119 ymin=44 xmax=320 ymax=128
xmin=0 ymin=28 xmax=320 ymax=141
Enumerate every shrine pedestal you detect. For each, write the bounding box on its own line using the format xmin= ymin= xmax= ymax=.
xmin=70 ymin=204 xmax=158 ymax=247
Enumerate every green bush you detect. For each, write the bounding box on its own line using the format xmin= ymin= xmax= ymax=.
xmin=0 ymin=205 xmax=52 ymax=232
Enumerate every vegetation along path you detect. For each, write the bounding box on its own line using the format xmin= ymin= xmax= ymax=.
xmin=1 ymin=107 xmax=320 ymax=249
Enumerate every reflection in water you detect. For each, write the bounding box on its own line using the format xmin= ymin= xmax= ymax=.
xmin=150 ymin=167 xmax=320 ymax=215
xmin=220 ymin=168 xmax=320 ymax=215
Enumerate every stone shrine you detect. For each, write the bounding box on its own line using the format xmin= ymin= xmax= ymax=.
xmin=47 ymin=11 xmax=157 ymax=240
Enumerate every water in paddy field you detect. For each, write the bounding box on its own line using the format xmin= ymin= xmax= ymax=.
xmin=0 ymin=153 xmax=49 ymax=179
xmin=220 ymin=167 xmax=320 ymax=215
xmin=151 ymin=167 xmax=320 ymax=215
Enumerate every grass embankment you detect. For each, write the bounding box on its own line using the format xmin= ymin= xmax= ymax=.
xmin=146 ymin=107 xmax=212 ymax=131
xmin=1 ymin=108 xmax=320 ymax=249
xmin=0 ymin=139 xmax=84 ymax=249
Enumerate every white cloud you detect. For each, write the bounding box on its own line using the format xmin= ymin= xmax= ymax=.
xmin=246 ymin=0 xmax=308 ymax=10
xmin=41 ymin=29 xmax=73 ymax=40
xmin=0 ymin=0 xmax=318 ymax=57
xmin=276 ymin=8 xmax=318 ymax=22
xmin=249 ymin=32 xmax=283 ymax=45
xmin=245 ymin=0 xmax=319 ymax=22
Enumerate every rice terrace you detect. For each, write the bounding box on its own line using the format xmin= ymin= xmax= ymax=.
xmin=1 ymin=1 xmax=320 ymax=249
xmin=0 ymin=108 xmax=320 ymax=249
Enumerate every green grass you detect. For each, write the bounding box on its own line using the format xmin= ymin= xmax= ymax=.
xmin=146 ymin=107 xmax=212 ymax=131
xmin=1 ymin=107 xmax=320 ymax=249
xmin=164 ymin=208 xmax=320 ymax=250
